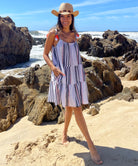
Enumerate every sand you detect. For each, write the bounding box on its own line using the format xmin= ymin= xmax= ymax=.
xmin=0 ymin=80 xmax=138 ymax=166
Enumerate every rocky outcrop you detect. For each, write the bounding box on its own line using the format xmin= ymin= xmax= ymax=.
xmin=0 ymin=16 xmax=33 ymax=69
xmin=85 ymin=60 xmax=123 ymax=103
xmin=78 ymin=30 xmax=137 ymax=58
xmin=0 ymin=85 xmax=24 ymax=132
xmin=0 ymin=60 xmax=123 ymax=132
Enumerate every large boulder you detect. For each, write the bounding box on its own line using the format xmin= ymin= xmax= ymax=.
xmin=85 ymin=60 xmax=123 ymax=103
xmin=27 ymin=94 xmax=61 ymax=125
xmin=0 ymin=16 xmax=33 ymax=69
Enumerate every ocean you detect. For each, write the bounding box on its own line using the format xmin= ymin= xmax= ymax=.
xmin=0 ymin=31 xmax=138 ymax=79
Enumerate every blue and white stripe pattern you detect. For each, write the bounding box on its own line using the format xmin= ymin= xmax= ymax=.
xmin=48 ymin=39 xmax=89 ymax=108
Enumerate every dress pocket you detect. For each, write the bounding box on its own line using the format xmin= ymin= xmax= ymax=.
xmin=54 ymin=74 xmax=63 ymax=83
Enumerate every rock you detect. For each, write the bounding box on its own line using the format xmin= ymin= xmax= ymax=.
xmin=24 ymin=64 xmax=51 ymax=92
xmin=92 ymin=60 xmax=123 ymax=93
xmin=87 ymin=103 xmax=100 ymax=116
xmin=126 ymin=61 xmax=138 ymax=80
xmin=118 ymin=67 xmax=130 ymax=77
xmin=86 ymin=76 xmax=103 ymax=103
xmin=78 ymin=34 xmax=92 ymax=51
xmin=111 ymin=86 xmax=138 ymax=102
xmin=0 ymin=72 xmax=5 ymax=81
xmin=0 ymin=85 xmax=24 ymax=132
xmin=102 ymin=69 xmax=123 ymax=95
xmin=130 ymin=86 xmax=138 ymax=93
xmin=104 ymin=57 xmax=126 ymax=71
xmin=27 ymin=94 xmax=60 ymax=125
xmin=2 ymin=76 xmax=23 ymax=86
xmin=0 ymin=16 xmax=33 ymax=69
xmin=122 ymin=45 xmax=138 ymax=63
xmin=57 ymin=109 xmax=65 ymax=124
xmin=85 ymin=60 xmax=123 ymax=102
xmin=88 ymin=38 xmax=105 ymax=57
xmin=78 ymin=30 xmax=137 ymax=58
xmin=18 ymin=83 xmax=39 ymax=116
xmin=33 ymin=37 xmax=46 ymax=45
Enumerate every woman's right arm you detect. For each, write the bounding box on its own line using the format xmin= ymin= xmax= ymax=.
xmin=43 ymin=31 xmax=55 ymax=71
xmin=43 ymin=31 xmax=65 ymax=77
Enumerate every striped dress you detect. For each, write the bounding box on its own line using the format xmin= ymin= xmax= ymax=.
xmin=48 ymin=37 xmax=89 ymax=108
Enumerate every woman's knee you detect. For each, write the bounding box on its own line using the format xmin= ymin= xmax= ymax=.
xmin=73 ymin=106 xmax=82 ymax=114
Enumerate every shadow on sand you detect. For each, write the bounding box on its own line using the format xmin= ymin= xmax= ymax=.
xmin=69 ymin=136 xmax=138 ymax=166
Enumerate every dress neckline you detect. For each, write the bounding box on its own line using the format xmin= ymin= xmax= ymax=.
xmin=53 ymin=39 xmax=77 ymax=49
xmin=59 ymin=39 xmax=76 ymax=44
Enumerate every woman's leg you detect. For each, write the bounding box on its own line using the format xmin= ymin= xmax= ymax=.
xmin=62 ymin=106 xmax=73 ymax=144
xmin=73 ymin=106 xmax=103 ymax=165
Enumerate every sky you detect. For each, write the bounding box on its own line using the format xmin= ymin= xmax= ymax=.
xmin=0 ymin=0 xmax=138 ymax=32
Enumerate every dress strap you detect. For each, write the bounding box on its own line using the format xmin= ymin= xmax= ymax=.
xmin=75 ymin=33 xmax=79 ymax=39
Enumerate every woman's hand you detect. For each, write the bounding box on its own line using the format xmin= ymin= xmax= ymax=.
xmin=51 ymin=66 xmax=65 ymax=77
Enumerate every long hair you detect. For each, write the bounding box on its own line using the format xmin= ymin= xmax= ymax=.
xmin=56 ymin=14 xmax=77 ymax=32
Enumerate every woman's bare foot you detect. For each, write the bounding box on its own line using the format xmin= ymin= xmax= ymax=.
xmin=90 ymin=147 xmax=103 ymax=165
xmin=62 ymin=133 xmax=69 ymax=145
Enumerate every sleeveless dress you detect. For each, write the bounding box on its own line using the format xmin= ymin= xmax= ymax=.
xmin=48 ymin=35 xmax=89 ymax=108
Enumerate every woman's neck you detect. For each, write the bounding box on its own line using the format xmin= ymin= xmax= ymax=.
xmin=62 ymin=28 xmax=70 ymax=33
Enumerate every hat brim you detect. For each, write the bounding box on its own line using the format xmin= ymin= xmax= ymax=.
xmin=51 ymin=10 xmax=79 ymax=17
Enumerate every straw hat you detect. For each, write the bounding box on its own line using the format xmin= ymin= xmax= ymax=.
xmin=51 ymin=3 xmax=79 ymax=17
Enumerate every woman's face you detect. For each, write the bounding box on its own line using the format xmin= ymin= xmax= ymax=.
xmin=60 ymin=14 xmax=72 ymax=29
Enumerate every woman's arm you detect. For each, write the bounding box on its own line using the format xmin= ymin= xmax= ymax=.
xmin=43 ymin=31 xmax=65 ymax=77
xmin=43 ymin=31 xmax=55 ymax=71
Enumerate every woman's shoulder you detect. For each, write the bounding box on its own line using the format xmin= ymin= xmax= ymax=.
xmin=47 ymin=28 xmax=57 ymax=38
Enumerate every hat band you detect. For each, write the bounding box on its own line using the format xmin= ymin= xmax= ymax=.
xmin=59 ymin=10 xmax=72 ymax=14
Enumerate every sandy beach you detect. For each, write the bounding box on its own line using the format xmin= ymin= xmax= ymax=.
xmin=0 ymin=79 xmax=138 ymax=166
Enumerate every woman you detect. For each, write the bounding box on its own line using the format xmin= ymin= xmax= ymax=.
xmin=43 ymin=3 xmax=103 ymax=165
